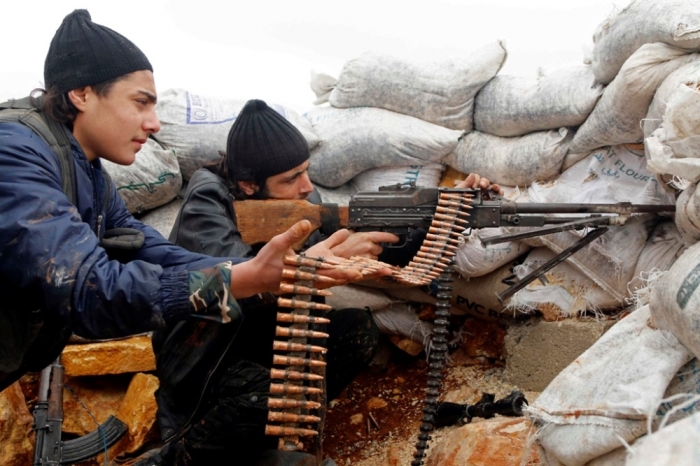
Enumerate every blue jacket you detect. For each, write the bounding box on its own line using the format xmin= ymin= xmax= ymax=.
xmin=0 ymin=121 xmax=244 ymax=390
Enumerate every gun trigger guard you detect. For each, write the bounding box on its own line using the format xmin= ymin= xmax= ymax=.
xmin=385 ymin=236 xmax=408 ymax=248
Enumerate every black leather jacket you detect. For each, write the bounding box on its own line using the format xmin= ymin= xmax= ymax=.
xmin=153 ymin=166 xmax=323 ymax=442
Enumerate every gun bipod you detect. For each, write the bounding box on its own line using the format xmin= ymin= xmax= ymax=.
xmin=495 ymin=227 xmax=609 ymax=304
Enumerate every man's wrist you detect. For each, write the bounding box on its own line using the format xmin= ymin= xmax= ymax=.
xmin=188 ymin=262 xmax=242 ymax=323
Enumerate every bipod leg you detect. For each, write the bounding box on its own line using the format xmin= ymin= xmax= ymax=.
xmin=496 ymin=227 xmax=608 ymax=305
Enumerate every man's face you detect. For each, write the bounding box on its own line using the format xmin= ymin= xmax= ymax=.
xmin=240 ymin=160 xmax=314 ymax=200
xmin=70 ymin=70 xmax=160 ymax=165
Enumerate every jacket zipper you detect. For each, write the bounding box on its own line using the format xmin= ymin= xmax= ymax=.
xmin=87 ymin=163 xmax=102 ymax=237
xmin=96 ymin=214 xmax=103 ymax=238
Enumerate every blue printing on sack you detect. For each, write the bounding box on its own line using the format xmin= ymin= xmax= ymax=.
xmin=184 ymin=91 xmax=288 ymax=125
xmin=676 ymin=262 xmax=700 ymax=310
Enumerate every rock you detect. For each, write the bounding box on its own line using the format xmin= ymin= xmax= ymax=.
xmin=504 ymin=317 xmax=614 ymax=391
xmin=459 ymin=319 xmax=507 ymax=360
xmin=62 ymin=336 xmax=156 ymax=376
xmin=386 ymin=442 xmax=410 ymax=466
xmin=104 ymin=373 xmax=160 ymax=461
xmin=425 ymin=418 xmax=538 ymax=466
xmin=62 ymin=375 xmax=130 ymax=436
xmin=366 ymin=397 xmax=388 ymax=410
xmin=0 ymin=382 xmax=34 ymax=466
xmin=389 ymin=336 xmax=424 ymax=356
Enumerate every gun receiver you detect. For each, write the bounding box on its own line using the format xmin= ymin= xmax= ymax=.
xmin=349 ymin=183 xmax=673 ymax=230
xmin=234 ymin=182 xmax=675 ymax=301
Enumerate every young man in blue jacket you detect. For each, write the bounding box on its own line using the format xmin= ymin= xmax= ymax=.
xmin=0 ymin=10 xmax=365 ymax=395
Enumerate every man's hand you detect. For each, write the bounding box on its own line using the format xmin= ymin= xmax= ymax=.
xmin=229 ymin=220 xmax=367 ymax=299
xmin=309 ymin=230 xmax=399 ymax=261
xmin=455 ymin=173 xmax=504 ymax=195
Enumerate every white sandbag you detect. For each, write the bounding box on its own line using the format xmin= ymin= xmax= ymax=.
xmin=324 ymin=284 xmax=398 ymax=312
xmin=519 ymin=147 xmax=668 ymax=302
xmin=675 ymin=182 xmax=700 ymax=245
xmin=509 ymin=247 xmax=621 ymax=316
xmin=524 ymin=214 xmax=655 ymax=304
xmin=654 ymin=358 xmax=700 ymax=430
xmin=625 ymin=410 xmax=700 ymax=466
xmin=323 ymin=41 xmax=507 ymax=131
xmin=454 ymin=227 xmax=531 ymax=278
xmin=312 ymin=182 xmax=357 ymax=206
xmin=372 ymin=304 xmax=433 ymax=344
xmin=138 ymin=197 xmax=183 ymax=238
xmin=443 ymin=128 xmax=572 ymax=187
xmin=304 ymin=106 xmax=462 ymax=188
xmin=383 ymin=276 xmax=503 ymax=319
xmin=384 ymin=263 xmax=521 ymax=321
xmin=527 ymin=145 xmax=674 ymax=207
xmin=629 ymin=220 xmax=685 ymax=292
xmin=526 ymin=305 xmax=692 ymax=466
xmin=643 ymin=60 xmax=700 ymax=137
xmin=102 ymin=138 xmax=182 ymax=214
xmin=650 ymin=240 xmax=700 ymax=361
xmin=351 ymin=163 xmax=445 ymax=193
xmin=309 ymin=71 xmax=337 ymax=105
xmin=153 ymin=89 xmax=320 ymax=180
xmin=381 ymin=285 xmax=468 ymax=318
xmin=451 ymin=261 xmax=525 ymax=319
xmin=570 ymin=43 xmax=700 ymax=154
xmin=645 ymin=82 xmax=700 ymax=183
xmin=452 ymin=187 xmax=531 ymax=278
xmin=590 ymin=0 xmax=700 ymax=85
xmin=583 ymin=446 xmax=628 ymax=466
xmin=474 ymin=66 xmax=603 ymax=137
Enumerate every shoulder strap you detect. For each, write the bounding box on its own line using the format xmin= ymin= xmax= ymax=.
xmin=0 ymin=97 xmax=77 ymax=205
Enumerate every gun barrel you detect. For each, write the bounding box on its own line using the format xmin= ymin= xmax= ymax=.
xmin=501 ymin=201 xmax=674 ymax=215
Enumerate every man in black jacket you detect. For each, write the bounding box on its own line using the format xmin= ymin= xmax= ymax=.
xmin=146 ymin=100 xmax=398 ymax=466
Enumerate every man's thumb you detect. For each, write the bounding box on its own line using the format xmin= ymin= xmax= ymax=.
xmin=283 ymin=220 xmax=312 ymax=244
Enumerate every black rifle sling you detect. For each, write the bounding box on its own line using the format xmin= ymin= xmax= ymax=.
xmin=0 ymin=97 xmax=116 ymax=228
xmin=0 ymin=96 xmax=76 ymax=205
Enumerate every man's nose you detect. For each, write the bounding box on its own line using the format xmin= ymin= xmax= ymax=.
xmin=145 ymin=108 xmax=161 ymax=134
xmin=299 ymin=172 xmax=313 ymax=193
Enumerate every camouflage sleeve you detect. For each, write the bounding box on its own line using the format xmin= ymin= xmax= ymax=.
xmin=188 ymin=262 xmax=242 ymax=323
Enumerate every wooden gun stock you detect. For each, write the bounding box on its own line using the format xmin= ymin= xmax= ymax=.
xmin=234 ymin=200 xmax=349 ymax=250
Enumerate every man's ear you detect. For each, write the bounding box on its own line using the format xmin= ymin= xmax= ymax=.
xmin=238 ymin=180 xmax=259 ymax=196
xmin=67 ymin=87 xmax=90 ymax=111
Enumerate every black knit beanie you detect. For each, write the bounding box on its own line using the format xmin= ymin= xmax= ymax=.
xmin=225 ymin=99 xmax=310 ymax=182
xmin=44 ymin=9 xmax=153 ymax=94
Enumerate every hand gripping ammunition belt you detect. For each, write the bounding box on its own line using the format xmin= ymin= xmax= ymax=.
xmin=266 ymin=190 xmax=475 ymax=464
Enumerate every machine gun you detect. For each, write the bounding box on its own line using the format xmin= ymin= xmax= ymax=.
xmin=33 ymin=356 xmax=127 ymax=465
xmin=433 ymin=390 xmax=528 ymax=427
xmin=234 ymin=182 xmax=675 ymax=302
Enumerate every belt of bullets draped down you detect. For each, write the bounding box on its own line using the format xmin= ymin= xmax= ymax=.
xmin=266 ymin=190 xmax=474 ymax=465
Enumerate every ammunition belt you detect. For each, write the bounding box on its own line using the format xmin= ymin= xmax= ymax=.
xmin=266 ymin=190 xmax=474 ymax=463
